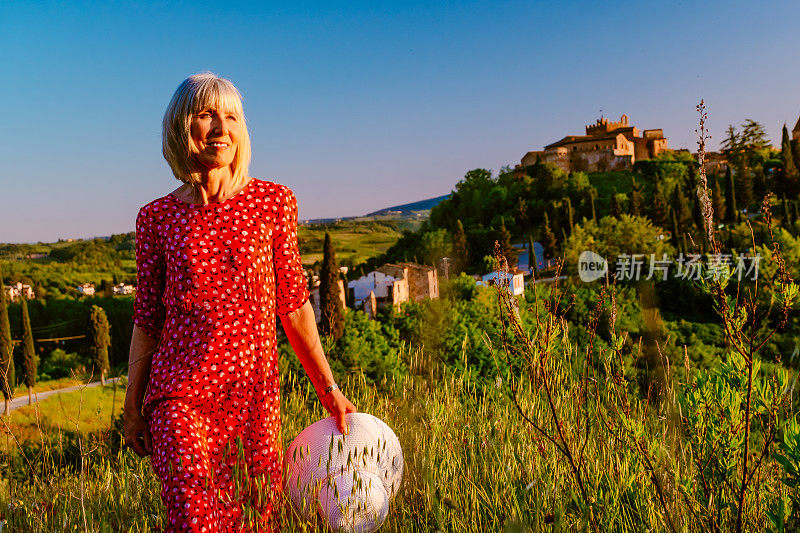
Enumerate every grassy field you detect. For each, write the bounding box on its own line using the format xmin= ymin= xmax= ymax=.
xmin=2 ymin=382 xmax=124 ymax=450
xmin=12 ymin=377 xmax=85 ymax=397
xmin=298 ymin=219 xmax=408 ymax=266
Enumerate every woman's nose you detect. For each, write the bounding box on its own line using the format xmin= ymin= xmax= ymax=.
xmin=211 ymin=115 xmax=229 ymax=135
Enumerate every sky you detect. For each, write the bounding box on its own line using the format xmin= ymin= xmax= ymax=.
xmin=2 ymin=0 xmax=799 ymax=243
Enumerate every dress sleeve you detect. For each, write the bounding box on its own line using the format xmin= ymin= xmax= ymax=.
xmin=273 ymin=187 xmax=309 ymax=315
xmin=133 ymin=206 xmax=167 ymax=339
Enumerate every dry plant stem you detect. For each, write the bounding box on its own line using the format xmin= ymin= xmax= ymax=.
xmin=493 ymin=246 xmax=594 ymax=528
xmin=695 ymin=99 xmax=791 ymax=532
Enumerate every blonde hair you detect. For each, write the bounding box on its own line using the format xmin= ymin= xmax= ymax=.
xmin=162 ymin=73 xmax=252 ymax=188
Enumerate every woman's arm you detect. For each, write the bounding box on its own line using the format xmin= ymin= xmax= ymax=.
xmin=280 ymin=300 xmax=356 ymax=434
xmin=123 ymin=324 xmax=158 ymax=457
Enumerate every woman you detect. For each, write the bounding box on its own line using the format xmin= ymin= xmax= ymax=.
xmin=123 ymin=72 xmax=356 ymax=532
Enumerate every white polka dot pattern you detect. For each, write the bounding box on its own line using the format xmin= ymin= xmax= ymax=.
xmin=133 ymin=178 xmax=309 ymax=532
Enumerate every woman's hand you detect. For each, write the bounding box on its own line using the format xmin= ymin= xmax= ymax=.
xmin=124 ymin=408 xmax=153 ymax=457
xmin=319 ymin=389 xmax=357 ymax=435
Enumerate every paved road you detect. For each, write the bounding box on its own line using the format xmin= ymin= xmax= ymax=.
xmin=6 ymin=377 xmax=123 ymax=413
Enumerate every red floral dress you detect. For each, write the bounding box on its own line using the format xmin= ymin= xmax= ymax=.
xmin=133 ymin=178 xmax=309 ymax=532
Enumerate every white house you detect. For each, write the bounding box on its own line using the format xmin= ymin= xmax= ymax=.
xmin=77 ymin=283 xmax=95 ymax=296
xmin=348 ymin=270 xmax=407 ymax=308
xmin=113 ymin=283 xmax=135 ymax=295
xmin=4 ymin=282 xmax=34 ymax=301
xmin=479 ymin=268 xmax=526 ymax=296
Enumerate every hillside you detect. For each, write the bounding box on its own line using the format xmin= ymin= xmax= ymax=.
xmin=301 ymin=194 xmax=450 ymax=224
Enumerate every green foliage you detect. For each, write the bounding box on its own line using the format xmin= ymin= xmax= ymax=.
xmin=39 ymin=348 xmax=85 ymax=380
xmin=681 ymin=350 xmax=788 ymax=528
xmin=628 ymin=178 xmax=644 ymax=217
xmin=48 ymin=238 xmax=124 ymax=266
xmin=633 ymin=159 xmax=690 ymax=196
xmin=609 ymin=189 xmax=623 ymax=219
xmin=427 ymin=165 xmax=593 ymax=271
xmin=712 ymin=177 xmax=726 ymax=223
xmin=541 ymin=213 xmax=557 ymax=261
xmin=725 ymin=166 xmax=738 ymax=222
xmin=671 ymin=182 xmax=692 ymax=232
xmin=331 ymin=310 xmax=405 ymax=384
xmin=496 ymin=219 xmax=516 ymax=268
xmin=650 ymin=182 xmax=669 ymax=228
xmin=562 ymin=215 xmax=674 ymax=276
xmin=451 ymin=220 xmax=469 ymax=275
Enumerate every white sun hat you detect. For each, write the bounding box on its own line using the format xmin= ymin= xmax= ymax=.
xmin=283 ymin=413 xmax=404 ymax=533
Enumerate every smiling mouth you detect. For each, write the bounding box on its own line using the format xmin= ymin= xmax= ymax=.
xmin=208 ymin=142 xmax=229 ymax=148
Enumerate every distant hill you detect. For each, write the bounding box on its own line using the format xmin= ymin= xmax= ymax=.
xmin=301 ymin=194 xmax=450 ymax=225
xmin=365 ymin=194 xmax=450 ymax=216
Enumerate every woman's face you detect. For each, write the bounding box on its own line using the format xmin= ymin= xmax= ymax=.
xmin=189 ymin=106 xmax=242 ymax=172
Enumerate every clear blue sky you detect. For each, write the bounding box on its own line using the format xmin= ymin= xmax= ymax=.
xmin=3 ymin=0 xmax=799 ymax=243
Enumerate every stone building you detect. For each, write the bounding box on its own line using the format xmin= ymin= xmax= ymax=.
xmin=4 ymin=282 xmax=34 ymax=301
xmin=77 ymin=283 xmax=95 ymax=296
xmin=377 ymin=262 xmax=439 ymax=302
xmin=793 ymin=115 xmax=800 ymax=141
xmin=347 ymin=262 xmax=439 ymax=318
xmin=520 ymin=115 xmax=668 ymax=173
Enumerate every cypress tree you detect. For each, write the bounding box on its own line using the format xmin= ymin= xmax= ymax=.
xmin=562 ymin=197 xmax=574 ymax=234
xmin=99 ymin=279 xmax=113 ymax=298
xmin=20 ymin=296 xmax=36 ymax=406
xmin=724 ymin=167 xmax=737 ymax=222
xmin=609 ymin=190 xmax=623 ymax=219
xmin=692 ymin=196 xmax=703 ymax=231
xmin=753 ymin=165 xmax=767 ymax=201
xmin=0 ymin=264 xmax=14 ymax=415
xmin=452 ymin=219 xmax=469 ymax=275
xmin=497 ymin=218 xmax=518 ymax=268
xmin=670 ymin=209 xmax=682 ymax=253
xmin=89 ymin=305 xmax=111 ymax=386
xmin=584 ymin=188 xmax=597 ymax=222
xmin=528 ymin=234 xmax=539 ymax=275
xmin=670 ymin=183 xmax=692 ymax=232
xmin=736 ymin=161 xmax=753 ymax=210
xmin=319 ymin=233 xmax=344 ymax=340
xmin=629 ymin=178 xmax=644 ymax=217
xmin=650 ymin=183 xmax=669 ymax=228
xmin=686 ymin=162 xmax=698 ymax=191
xmin=542 ymin=213 xmax=558 ymax=261
xmin=515 ymin=197 xmax=530 ymax=241
xmin=712 ymin=178 xmax=726 ymax=224
xmin=782 ymin=196 xmax=791 ymax=223
xmin=782 ymin=124 xmax=798 ymax=179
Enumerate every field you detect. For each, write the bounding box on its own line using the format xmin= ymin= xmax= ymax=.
xmin=1 ymin=216 xmax=419 ymax=294
xmin=1 ymin=268 xmax=798 ymax=531
xmin=1 ymin=382 xmax=124 ymax=450
xmin=298 ymin=219 xmax=412 ymax=266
